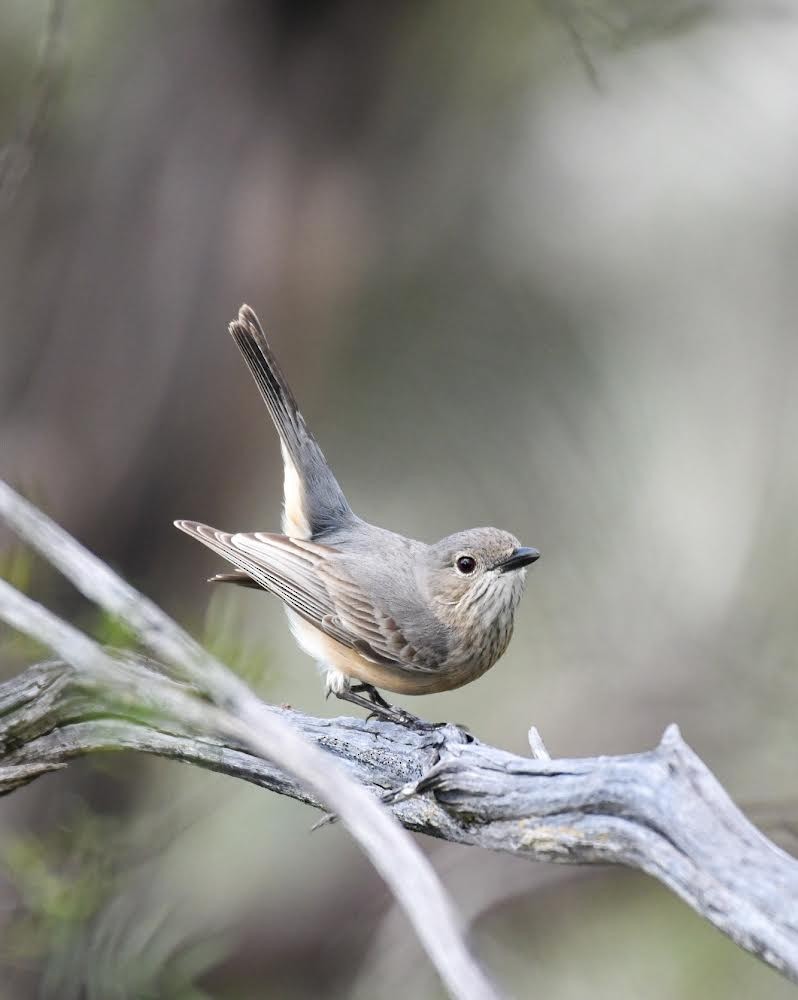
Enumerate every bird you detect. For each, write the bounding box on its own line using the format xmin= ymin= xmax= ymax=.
xmin=175 ymin=305 xmax=540 ymax=727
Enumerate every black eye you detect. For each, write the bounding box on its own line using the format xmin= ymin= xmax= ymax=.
xmin=456 ymin=555 xmax=477 ymax=575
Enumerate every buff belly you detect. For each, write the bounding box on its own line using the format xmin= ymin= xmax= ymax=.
xmin=286 ymin=609 xmax=505 ymax=696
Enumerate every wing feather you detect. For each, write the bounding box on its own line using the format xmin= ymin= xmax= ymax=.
xmin=174 ymin=521 xmax=436 ymax=669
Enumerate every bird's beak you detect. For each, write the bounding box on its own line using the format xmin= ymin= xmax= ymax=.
xmin=496 ymin=546 xmax=540 ymax=573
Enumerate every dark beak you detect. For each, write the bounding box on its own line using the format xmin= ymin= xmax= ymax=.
xmin=497 ymin=546 xmax=540 ymax=573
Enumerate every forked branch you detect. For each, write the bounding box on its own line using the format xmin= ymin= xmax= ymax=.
xmin=0 ymin=481 xmax=498 ymax=1000
xmin=1 ymin=481 xmax=797 ymax=987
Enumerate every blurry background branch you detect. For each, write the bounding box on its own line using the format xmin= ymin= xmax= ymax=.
xmin=0 ymin=481 xmax=499 ymax=1000
xmin=0 ymin=0 xmax=67 ymax=210
xmin=2 ymin=645 xmax=798 ymax=987
xmin=1 ymin=483 xmax=798 ymax=990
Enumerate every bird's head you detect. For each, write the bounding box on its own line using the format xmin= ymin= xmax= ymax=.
xmin=423 ymin=527 xmax=539 ymax=627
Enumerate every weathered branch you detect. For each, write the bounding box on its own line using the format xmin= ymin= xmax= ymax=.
xmin=2 ymin=482 xmax=798 ymax=986
xmin=0 ymin=482 xmax=498 ymax=1000
xmin=3 ymin=655 xmax=798 ymax=985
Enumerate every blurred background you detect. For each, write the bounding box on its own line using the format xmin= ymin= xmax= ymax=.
xmin=2 ymin=1 xmax=798 ymax=997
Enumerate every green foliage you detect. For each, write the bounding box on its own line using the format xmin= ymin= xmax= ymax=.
xmin=0 ymin=543 xmax=49 ymax=665
xmin=2 ymin=804 xmax=121 ymax=966
xmin=0 ymin=480 xmax=53 ymax=594
xmin=202 ymin=589 xmax=274 ymax=694
xmin=0 ymin=542 xmax=34 ymax=594
xmin=1 ymin=798 xmax=233 ymax=999
xmin=90 ymin=610 xmax=141 ymax=651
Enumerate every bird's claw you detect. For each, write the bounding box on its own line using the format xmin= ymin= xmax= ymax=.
xmin=336 ymin=683 xmax=473 ymax=738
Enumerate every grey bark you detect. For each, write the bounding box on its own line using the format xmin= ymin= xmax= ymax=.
xmin=2 ymin=656 xmax=798 ymax=985
xmin=0 ymin=481 xmax=498 ymax=1000
xmin=1 ymin=479 xmax=797 ymax=988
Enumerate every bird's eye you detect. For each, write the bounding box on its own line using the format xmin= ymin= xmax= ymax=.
xmin=455 ymin=555 xmax=477 ymax=575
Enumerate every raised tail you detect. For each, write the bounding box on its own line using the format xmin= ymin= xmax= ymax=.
xmin=229 ymin=305 xmax=353 ymax=538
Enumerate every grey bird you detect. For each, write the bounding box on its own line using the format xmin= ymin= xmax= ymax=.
xmin=175 ymin=305 xmax=540 ymax=726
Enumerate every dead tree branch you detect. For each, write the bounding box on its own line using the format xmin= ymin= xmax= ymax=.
xmin=0 ymin=481 xmax=499 ymax=1000
xmin=1 ymin=481 xmax=798 ymax=986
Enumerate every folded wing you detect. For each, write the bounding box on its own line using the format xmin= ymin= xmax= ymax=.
xmin=174 ymin=521 xmax=436 ymax=671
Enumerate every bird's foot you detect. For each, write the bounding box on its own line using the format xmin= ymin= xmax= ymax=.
xmin=338 ymin=683 xmax=472 ymax=739
xmin=366 ymin=705 xmax=439 ymax=730
xmin=336 ymin=683 xmax=431 ymax=729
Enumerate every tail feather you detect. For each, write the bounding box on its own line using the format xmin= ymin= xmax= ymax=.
xmin=229 ymin=305 xmax=352 ymax=537
xmin=229 ymin=306 xmax=307 ymax=463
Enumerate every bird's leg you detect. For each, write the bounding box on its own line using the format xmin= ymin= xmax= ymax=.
xmin=359 ymin=685 xmax=474 ymax=742
xmin=352 ymin=683 xmax=397 ymax=713
xmin=337 ymin=683 xmax=435 ymax=730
